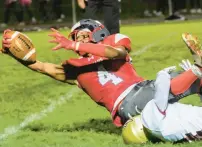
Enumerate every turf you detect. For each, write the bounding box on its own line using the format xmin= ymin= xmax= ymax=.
xmin=0 ymin=20 xmax=202 ymax=147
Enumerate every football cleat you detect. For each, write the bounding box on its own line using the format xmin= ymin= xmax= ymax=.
xmin=182 ymin=33 xmax=202 ymax=67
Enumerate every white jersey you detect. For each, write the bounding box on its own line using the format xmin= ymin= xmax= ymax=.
xmin=141 ymin=71 xmax=202 ymax=142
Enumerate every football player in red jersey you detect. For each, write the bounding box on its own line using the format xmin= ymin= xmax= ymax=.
xmin=2 ymin=19 xmax=202 ymax=127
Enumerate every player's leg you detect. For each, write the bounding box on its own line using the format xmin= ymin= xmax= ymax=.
xmin=170 ymin=70 xmax=199 ymax=95
xmin=118 ymin=70 xmax=200 ymax=123
xmin=119 ymin=71 xmax=199 ymax=124
xmin=169 ymin=33 xmax=202 ymax=100
xmin=119 ymin=34 xmax=202 ymax=123
xmin=103 ymin=0 xmax=120 ymax=34
xmin=118 ymin=80 xmax=156 ymax=124
xmin=84 ymin=0 xmax=98 ymax=20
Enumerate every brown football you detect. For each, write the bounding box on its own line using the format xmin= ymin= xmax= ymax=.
xmin=4 ymin=31 xmax=36 ymax=63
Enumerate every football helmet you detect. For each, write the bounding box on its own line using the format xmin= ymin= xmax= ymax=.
xmin=69 ymin=19 xmax=110 ymax=43
xmin=122 ymin=115 xmax=148 ymax=144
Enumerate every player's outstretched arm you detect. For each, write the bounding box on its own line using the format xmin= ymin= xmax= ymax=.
xmin=1 ymin=30 xmax=76 ymax=84
xmin=28 ymin=61 xmax=75 ymax=83
xmin=0 ymin=51 xmax=75 ymax=84
xmin=48 ymin=29 xmax=128 ymax=59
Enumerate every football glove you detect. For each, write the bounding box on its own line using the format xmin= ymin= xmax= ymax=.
xmin=179 ymin=59 xmax=202 ymax=78
xmin=179 ymin=59 xmax=192 ymax=71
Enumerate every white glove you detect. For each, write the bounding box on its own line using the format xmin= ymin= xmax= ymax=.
xmin=179 ymin=59 xmax=192 ymax=71
xmin=190 ymin=64 xmax=202 ymax=78
xmin=179 ymin=59 xmax=202 ymax=78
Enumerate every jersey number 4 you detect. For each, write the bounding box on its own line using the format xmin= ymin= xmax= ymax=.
xmin=97 ymin=65 xmax=123 ymax=86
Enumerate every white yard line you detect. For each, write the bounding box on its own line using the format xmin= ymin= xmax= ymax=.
xmin=0 ymin=88 xmax=79 ymax=140
xmin=131 ymin=33 xmax=176 ymax=56
xmin=0 ymin=33 xmax=175 ymax=141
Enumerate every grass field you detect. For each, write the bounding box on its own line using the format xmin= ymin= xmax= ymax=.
xmin=1 ymin=20 xmax=202 ymax=147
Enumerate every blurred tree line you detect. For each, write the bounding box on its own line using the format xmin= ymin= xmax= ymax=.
xmin=0 ymin=0 xmax=201 ymax=23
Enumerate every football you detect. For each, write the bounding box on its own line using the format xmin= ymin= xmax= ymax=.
xmin=4 ymin=31 xmax=36 ymax=63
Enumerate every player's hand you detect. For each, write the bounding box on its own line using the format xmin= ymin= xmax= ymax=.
xmin=48 ymin=28 xmax=76 ymax=51
xmin=179 ymin=59 xmax=192 ymax=71
xmin=77 ymin=0 xmax=86 ymax=9
xmin=179 ymin=59 xmax=202 ymax=78
xmin=1 ymin=29 xmax=12 ymax=53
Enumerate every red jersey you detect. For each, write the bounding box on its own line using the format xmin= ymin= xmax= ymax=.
xmin=101 ymin=33 xmax=132 ymax=52
xmin=64 ymin=34 xmax=144 ymax=126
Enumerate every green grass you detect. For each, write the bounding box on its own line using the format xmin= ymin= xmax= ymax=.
xmin=1 ymin=20 xmax=202 ymax=147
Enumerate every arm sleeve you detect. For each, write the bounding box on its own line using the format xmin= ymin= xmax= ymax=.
xmin=62 ymin=63 xmax=80 ymax=80
xmin=153 ymin=71 xmax=171 ymax=114
xmin=114 ymin=34 xmax=132 ymax=52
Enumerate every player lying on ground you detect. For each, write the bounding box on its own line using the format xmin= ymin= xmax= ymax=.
xmin=122 ymin=59 xmax=202 ymax=144
xmin=2 ymin=19 xmax=202 ymax=128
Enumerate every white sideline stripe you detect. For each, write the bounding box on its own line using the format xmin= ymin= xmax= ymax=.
xmin=22 ymin=49 xmax=36 ymax=61
xmin=0 ymin=88 xmax=79 ymax=140
xmin=131 ymin=33 xmax=176 ymax=56
xmin=0 ymin=33 xmax=175 ymax=141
